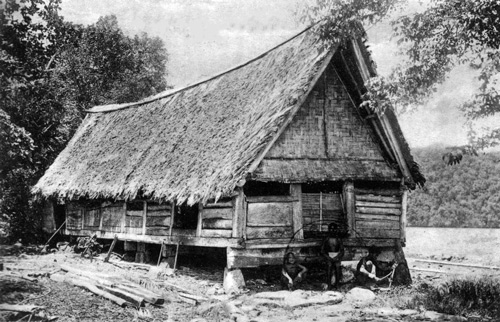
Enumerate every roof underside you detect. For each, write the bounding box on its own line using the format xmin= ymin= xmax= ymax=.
xmin=33 ymin=26 xmax=335 ymax=204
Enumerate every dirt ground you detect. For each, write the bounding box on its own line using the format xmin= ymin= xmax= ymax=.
xmin=0 ymin=243 xmax=493 ymax=322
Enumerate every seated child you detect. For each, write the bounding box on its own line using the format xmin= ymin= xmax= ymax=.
xmin=281 ymin=252 xmax=307 ymax=290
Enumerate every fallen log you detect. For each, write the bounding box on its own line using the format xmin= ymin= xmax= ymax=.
xmin=176 ymin=295 xmax=197 ymax=305
xmin=60 ymin=265 xmax=115 ymax=286
xmin=162 ymin=281 xmax=193 ymax=295
xmin=98 ymin=285 xmax=145 ymax=307
xmin=67 ymin=276 xmax=131 ymax=307
xmin=0 ymin=304 xmax=45 ymax=312
xmin=114 ymin=284 xmax=164 ymax=305
xmin=178 ymin=292 xmax=208 ymax=302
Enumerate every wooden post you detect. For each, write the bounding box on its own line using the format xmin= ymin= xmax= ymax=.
xmin=104 ymin=235 xmax=118 ymax=263
xmin=169 ymin=202 xmax=175 ymax=236
xmin=98 ymin=203 xmax=104 ymax=232
xmin=232 ymin=187 xmax=246 ymax=238
xmin=136 ymin=242 xmax=146 ymax=263
xmin=142 ymin=201 xmax=147 ymax=236
xmin=121 ymin=202 xmax=127 ymax=233
xmin=319 ymin=191 xmax=323 ymax=232
xmin=81 ymin=206 xmax=85 ymax=230
xmin=290 ymin=184 xmax=303 ymax=240
xmin=196 ymin=203 xmax=203 ymax=237
xmin=400 ymin=188 xmax=408 ymax=244
xmin=343 ymin=181 xmax=355 ymax=237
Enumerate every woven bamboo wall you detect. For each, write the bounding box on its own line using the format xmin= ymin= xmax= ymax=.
xmin=254 ymin=62 xmax=400 ymax=182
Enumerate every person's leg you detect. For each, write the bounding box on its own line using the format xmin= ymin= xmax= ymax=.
xmin=281 ymin=274 xmax=291 ymax=290
xmin=326 ymin=261 xmax=333 ymax=289
xmin=333 ymin=261 xmax=342 ymax=288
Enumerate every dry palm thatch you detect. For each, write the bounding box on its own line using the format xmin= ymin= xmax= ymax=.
xmin=34 ymin=22 xmax=425 ymax=205
xmin=33 ymin=25 xmax=335 ymax=204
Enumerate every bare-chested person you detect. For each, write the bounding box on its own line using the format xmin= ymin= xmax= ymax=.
xmin=321 ymin=223 xmax=345 ymax=290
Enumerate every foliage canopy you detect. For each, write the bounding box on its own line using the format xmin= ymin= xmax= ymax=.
xmin=0 ymin=0 xmax=170 ymax=242
xmin=302 ymin=0 xmax=500 ymax=151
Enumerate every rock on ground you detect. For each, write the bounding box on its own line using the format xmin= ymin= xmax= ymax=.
xmin=344 ymin=287 xmax=375 ymax=307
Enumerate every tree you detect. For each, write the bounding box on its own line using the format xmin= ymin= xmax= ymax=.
xmin=302 ymin=0 xmax=500 ymax=153
xmin=0 ymin=1 xmax=170 ymax=242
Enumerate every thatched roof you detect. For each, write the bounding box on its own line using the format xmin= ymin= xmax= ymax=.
xmin=34 ymin=24 xmax=424 ymax=204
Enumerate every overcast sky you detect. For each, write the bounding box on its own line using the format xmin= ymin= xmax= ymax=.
xmin=59 ymin=0 xmax=495 ymax=150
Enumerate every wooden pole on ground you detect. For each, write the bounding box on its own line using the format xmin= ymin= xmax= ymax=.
xmin=42 ymin=219 xmax=66 ymax=251
xmin=104 ymin=235 xmax=118 ymax=263
xmin=157 ymin=241 xmax=164 ymax=266
xmin=173 ymin=241 xmax=180 ymax=270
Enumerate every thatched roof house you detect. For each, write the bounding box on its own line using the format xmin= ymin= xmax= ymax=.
xmin=34 ymin=23 xmax=424 ymax=269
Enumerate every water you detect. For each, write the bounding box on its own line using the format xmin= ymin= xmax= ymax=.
xmin=405 ymin=227 xmax=500 ymax=266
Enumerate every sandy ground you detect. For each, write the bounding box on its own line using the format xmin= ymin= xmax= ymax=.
xmin=1 ymin=242 xmax=490 ymax=322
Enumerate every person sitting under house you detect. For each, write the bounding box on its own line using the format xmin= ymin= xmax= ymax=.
xmin=321 ymin=223 xmax=345 ymax=290
xmin=281 ymin=252 xmax=308 ymax=291
xmin=355 ymin=247 xmax=398 ymax=289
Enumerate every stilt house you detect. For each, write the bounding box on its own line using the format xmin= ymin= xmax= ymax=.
xmin=34 ymin=24 xmax=425 ymax=269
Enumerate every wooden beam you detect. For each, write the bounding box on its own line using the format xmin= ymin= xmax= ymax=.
xmin=356 ymin=207 xmax=402 ymax=216
xmin=81 ymin=206 xmax=85 ymax=230
xmin=401 ymin=188 xmax=408 ymax=242
xmin=290 ymin=184 xmax=303 ymax=240
xmin=169 ymin=202 xmax=175 ymax=236
xmin=246 ymin=195 xmax=298 ymax=203
xmin=104 ymin=235 xmax=118 ymax=263
xmin=355 ymin=213 xmax=400 ymax=222
xmin=196 ymin=203 xmax=203 ymax=237
xmin=232 ymin=187 xmax=246 ymax=238
xmin=63 ymin=229 xmax=242 ymax=248
xmin=379 ymin=114 xmax=413 ymax=182
xmin=142 ymin=201 xmax=147 ymax=236
xmin=121 ymin=202 xmax=127 ymax=233
xmin=344 ymin=181 xmax=355 ymax=237
xmin=319 ymin=192 xmax=323 ymax=232
xmin=354 ymin=188 xmax=402 ymax=196
xmin=356 ymin=201 xmax=401 ymax=209
xmin=98 ymin=203 xmax=104 ymax=232
xmin=344 ymin=238 xmax=397 ymax=248
xmin=244 ymin=240 xmax=322 ymax=249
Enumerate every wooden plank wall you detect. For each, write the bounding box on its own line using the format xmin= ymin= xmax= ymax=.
xmin=82 ymin=206 xmax=100 ymax=231
xmin=101 ymin=202 xmax=124 ymax=233
xmin=125 ymin=202 xmax=144 ymax=235
xmin=145 ymin=203 xmax=172 ymax=236
xmin=353 ymin=188 xmax=402 ymax=239
xmin=66 ymin=203 xmax=83 ymax=230
xmin=246 ymin=196 xmax=294 ymax=239
xmin=302 ymin=193 xmax=342 ymax=232
xmin=201 ymin=199 xmax=233 ymax=238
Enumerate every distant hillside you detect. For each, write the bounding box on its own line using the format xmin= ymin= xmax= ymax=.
xmin=407 ymin=146 xmax=500 ymax=228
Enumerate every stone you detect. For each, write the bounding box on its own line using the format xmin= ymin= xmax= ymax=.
xmin=345 ymin=287 xmax=376 ymax=306
xmin=223 ymin=268 xmax=245 ymax=294
xmin=398 ymin=309 xmax=419 ymax=316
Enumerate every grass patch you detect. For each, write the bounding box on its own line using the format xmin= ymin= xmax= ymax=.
xmin=381 ymin=276 xmax=500 ymax=319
